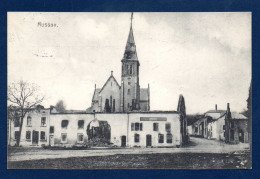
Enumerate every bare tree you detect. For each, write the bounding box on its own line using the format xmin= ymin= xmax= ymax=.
xmin=7 ymin=80 xmax=45 ymax=146
xmin=55 ymin=100 xmax=66 ymax=112
xmin=7 ymin=105 xmax=19 ymax=146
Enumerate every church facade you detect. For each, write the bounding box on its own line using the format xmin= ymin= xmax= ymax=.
xmin=87 ymin=18 xmax=150 ymax=113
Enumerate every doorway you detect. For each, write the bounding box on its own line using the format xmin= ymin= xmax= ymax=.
xmin=32 ymin=131 xmax=39 ymax=144
xmin=146 ymin=135 xmax=152 ymax=147
xmin=121 ymin=135 xmax=126 ymax=147
xmin=239 ymin=129 xmax=244 ymax=143
xmin=49 ymin=135 xmax=54 ymax=146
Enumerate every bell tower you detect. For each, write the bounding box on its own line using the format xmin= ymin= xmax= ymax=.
xmin=120 ymin=13 xmax=140 ymax=112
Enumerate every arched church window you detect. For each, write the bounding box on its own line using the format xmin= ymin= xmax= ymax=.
xmin=113 ymin=99 xmax=115 ymax=112
xmin=130 ymin=65 xmax=132 ymax=74
xmin=110 ymin=95 xmax=112 ymax=104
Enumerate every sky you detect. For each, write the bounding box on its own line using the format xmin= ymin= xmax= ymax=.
xmin=8 ymin=12 xmax=251 ymax=114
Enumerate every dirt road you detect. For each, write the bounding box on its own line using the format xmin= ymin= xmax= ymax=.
xmin=8 ymin=137 xmax=249 ymax=162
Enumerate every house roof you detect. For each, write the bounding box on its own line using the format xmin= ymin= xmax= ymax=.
xmin=140 ymin=88 xmax=149 ymax=101
xmin=205 ymin=110 xmax=226 ymax=113
xmin=205 ymin=110 xmax=226 ymax=120
xmin=231 ymin=112 xmax=247 ymax=120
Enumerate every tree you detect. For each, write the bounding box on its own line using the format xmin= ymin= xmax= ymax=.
xmin=177 ymin=94 xmax=187 ymax=144
xmin=7 ymin=105 xmax=19 ymax=146
xmin=7 ymin=80 xmax=45 ymax=146
xmin=55 ymin=100 xmax=66 ymax=112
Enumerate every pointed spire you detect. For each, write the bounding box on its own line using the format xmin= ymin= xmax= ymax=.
xmin=123 ymin=12 xmax=138 ymax=61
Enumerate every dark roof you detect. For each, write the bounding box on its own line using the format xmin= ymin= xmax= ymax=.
xmin=122 ymin=23 xmax=138 ymax=61
xmin=140 ymin=88 xmax=149 ymax=101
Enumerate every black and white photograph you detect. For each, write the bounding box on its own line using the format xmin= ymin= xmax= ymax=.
xmin=7 ymin=12 xmax=252 ymax=169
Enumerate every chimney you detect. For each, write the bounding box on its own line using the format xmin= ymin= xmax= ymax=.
xmin=227 ymin=103 xmax=230 ymax=112
xmin=111 ymin=70 xmax=113 ymax=76
xmin=215 ymin=104 xmax=217 ymax=111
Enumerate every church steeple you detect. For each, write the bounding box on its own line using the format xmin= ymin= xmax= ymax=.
xmin=120 ymin=12 xmax=140 ymax=112
xmin=123 ymin=12 xmax=138 ymax=61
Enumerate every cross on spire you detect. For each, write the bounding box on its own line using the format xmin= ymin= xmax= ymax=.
xmin=131 ymin=12 xmax=133 ymax=26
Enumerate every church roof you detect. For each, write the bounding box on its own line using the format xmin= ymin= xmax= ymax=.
xmin=99 ymin=75 xmax=121 ymax=94
xmin=140 ymin=88 xmax=149 ymax=101
xmin=122 ymin=14 xmax=138 ymax=61
xmin=92 ymin=88 xmax=101 ymax=102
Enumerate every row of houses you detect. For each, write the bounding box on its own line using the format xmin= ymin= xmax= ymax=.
xmin=188 ymin=103 xmax=248 ymax=144
xmin=8 ymin=105 xmax=187 ymax=148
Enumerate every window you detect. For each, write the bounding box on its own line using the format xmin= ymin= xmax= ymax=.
xmin=128 ymin=103 xmax=130 ymax=108
xmin=135 ymin=122 xmax=140 ymax=131
xmin=131 ymin=123 xmax=143 ymax=131
xmin=128 ymin=82 xmax=131 ymax=85
xmin=230 ymin=130 xmax=234 ymax=140
xmin=113 ymin=99 xmax=115 ymax=112
xmin=195 ymin=126 xmax=198 ymax=133
xmin=41 ymin=117 xmax=46 ymax=126
xmin=14 ymin=117 xmax=20 ymax=127
xmin=130 ymin=65 xmax=132 ymax=74
xmin=26 ymin=131 xmax=31 ymax=140
xmin=61 ymin=120 xmax=69 ymax=129
xmin=77 ymin=133 xmax=84 ymax=143
xmin=127 ymin=89 xmax=130 ymax=95
xmin=153 ymin=123 xmax=159 ymax=131
xmin=15 ymin=131 xmax=20 ymax=140
xmin=166 ymin=134 xmax=172 ymax=143
xmin=223 ymin=125 xmax=225 ymax=130
xmin=50 ymin=126 xmax=54 ymax=133
xmin=158 ymin=134 xmax=164 ymax=143
xmin=134 ymin=134 xmax=140 ymax=143
xmin=165 ymin=123 xmax=171 ymax=132
xmin=78 ymin=120 xmax=84 ymax=129
xmin=61 ymin=133 xmax=67 ymax=143
xmin=40 ymin=131 xmax=46 ymax=140
xmin=27 ymin=116 xmax=32 ymax=126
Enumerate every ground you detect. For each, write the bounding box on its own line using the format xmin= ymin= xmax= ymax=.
xmin=7 ymin=137 xmax=251 ymax=169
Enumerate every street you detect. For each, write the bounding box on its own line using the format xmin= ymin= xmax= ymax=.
xmin=8 ymin=137 xmax=250 ymax=162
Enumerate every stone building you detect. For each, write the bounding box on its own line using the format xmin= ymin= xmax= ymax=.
xmin=9 ymin=108 xmax=184 ymax=148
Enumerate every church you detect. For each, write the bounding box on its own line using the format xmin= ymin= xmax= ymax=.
xmin=87 ymin=14 xmax=150 ymax=113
